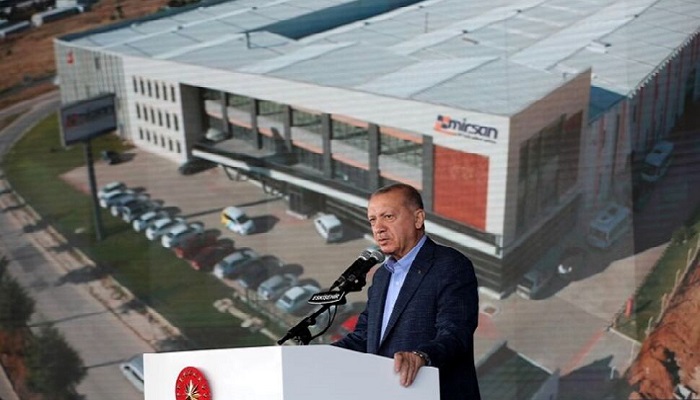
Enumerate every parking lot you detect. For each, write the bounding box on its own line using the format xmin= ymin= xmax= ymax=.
xmin=61 ymin=147 xmax=375 ymax=338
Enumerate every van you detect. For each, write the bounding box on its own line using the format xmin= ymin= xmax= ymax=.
xmin=641 ymin=140 xmax=674 ymax=182
xmin=313 ymin=214 xmax=343 ymax=243
xmin=587 ymin=203 xmax=632 ymax=249
xmin=119 ymin=354 xmax=144 ymax=392
xmin=516 ymin=247 xmax=559 ymax=299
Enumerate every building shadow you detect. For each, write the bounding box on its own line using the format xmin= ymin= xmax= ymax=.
xmin=558 ymin=355 xmax=616 ymax=400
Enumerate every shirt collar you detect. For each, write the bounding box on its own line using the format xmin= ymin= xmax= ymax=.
xmin=384 ymin=235 xmax=427 ymax=273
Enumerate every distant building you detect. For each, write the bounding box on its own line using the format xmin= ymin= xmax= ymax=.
xmin=0 ymin=20 xmax=29 ymax=38
xmin=54 ymin=0 xmax=700 ymax=294
xmin=31 ymin=6 xmax=83 ymax=27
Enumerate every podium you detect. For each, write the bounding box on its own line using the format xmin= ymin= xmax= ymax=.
xmin=144 ymin=345 xmax=439 ymax=400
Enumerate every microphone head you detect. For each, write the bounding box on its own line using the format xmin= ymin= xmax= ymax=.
xmin=367 ymin=248 xmax=385 ymax=263
xmin=359 ymin=248 xmax=373 ymax=260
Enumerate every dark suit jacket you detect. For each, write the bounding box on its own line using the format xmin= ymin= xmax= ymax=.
xmin=333 ymin=237 xmax=481 ymax=400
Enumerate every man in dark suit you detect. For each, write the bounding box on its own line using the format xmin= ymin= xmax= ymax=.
xmin=333 ymin=183 xmax=481 ymax=400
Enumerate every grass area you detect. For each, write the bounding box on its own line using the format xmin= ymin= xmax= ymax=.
xmin=1 ymin=112 xmax=271 ymax=350
xmin=615 ymin=218 xmax=700 ymax=340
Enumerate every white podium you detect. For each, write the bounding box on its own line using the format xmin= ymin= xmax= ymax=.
xmin=144 ymin=345 xmax=439 ymax=400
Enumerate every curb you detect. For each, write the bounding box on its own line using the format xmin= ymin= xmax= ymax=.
xmin=0 ymin=177 xmax=187 ymax=352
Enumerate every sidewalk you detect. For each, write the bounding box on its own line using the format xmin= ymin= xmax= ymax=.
xmin=0 ymin=177 xmax=187 ymax=353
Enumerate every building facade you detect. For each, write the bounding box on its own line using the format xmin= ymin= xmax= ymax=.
xmin=54 ymin=0 xmax=700 ymax=294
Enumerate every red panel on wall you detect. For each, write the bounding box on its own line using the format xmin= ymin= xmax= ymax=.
xmin=433 ymin=146 xmax=489 ymax=230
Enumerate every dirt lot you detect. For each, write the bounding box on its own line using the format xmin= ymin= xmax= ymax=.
xmin=0 ymin=0 xmax=170 ymax=110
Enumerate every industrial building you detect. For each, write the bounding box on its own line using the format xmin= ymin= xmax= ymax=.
xmin=54 ymin=0 xmax=700 ymax=294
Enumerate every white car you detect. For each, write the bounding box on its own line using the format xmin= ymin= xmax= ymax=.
xmin=221 ymin=206 xmax=255 ymax=235
xmin=97 ymin=181 xmax=125 ymax=199
xmin=145 ymin=217 xmax=184 ymax=241
xmin=133 ymin=210 xmax=167 ymax=232
xmin=257 ymin=273 xmax=298 ymax=301
xmin=275 ymin=284 xmax=321 ymax=314
xmin=313 ymin=213 xmax=343 ymax=243
xmin=161 ymin=222 xmax=204 ymax=248
xmin=109 ymin=194 xmax=149 ymax=217
xmin=99 ymin=189 xmax=134 ymax=208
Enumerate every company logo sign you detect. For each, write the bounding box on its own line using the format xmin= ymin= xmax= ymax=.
xmin=59 ymin=94 xmax=117 ymax=146
xmin=175 ymin=366 xmax=211 ymax=400
xmin=434 ymin=114 xmax=499 ymax=143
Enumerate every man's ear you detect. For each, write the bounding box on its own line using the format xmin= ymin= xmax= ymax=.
xmin=414 ymin=208 xmax=426 ymax=229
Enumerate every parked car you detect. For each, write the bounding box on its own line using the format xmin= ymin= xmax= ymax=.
xmin=313 ymin=213 xmax=343 ymax=243
xmin=257 ymin=273 xmax=299 ymax=301
xmin=173 ymin=232 xmax=218 ymax=259
xmin=189 ymin=241 xmax=235 ymax=271
xmin=109 ymin=194 xmax=149 ymax=216
xmin=236 ymin=255 xmax=283 ymax=291
xmin=221 ymin=206 xmax=255 ymax=235
xmin=119 ymin=354 xmax=144 ymax=393
xmin=178 ymin=158 xmax=216 ymax=175
xmin=133 ymin=210 xmax=169 ymax=232
xmin=97 ymin=181 xmax=125 ymax=199
xmin=101 ymin=150 xmax=122 ymax=165
xmin=161 ymin=222 xmax=204 ymax=248
xmin=213 ymin=247 xmax=259 ymax=279
xmin=145 ymin=217 xmax=184 ymax=241
xmin=276 ymin=283 xmax=321 ymax=314
xmin=121 ymin=199 xmax=161 ymax=223
xmin=98 ymin=189 xmax=134 ymax=208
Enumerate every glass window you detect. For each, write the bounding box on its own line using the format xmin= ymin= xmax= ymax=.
xmin=333 ymin=119 xmax=368 ymax=151
xmin=380 ymin=132 xmax=422 ymax=168
xmin=292 ymin=109 xmax=321 ymax=134
xmin=259 ymin=100 xmax=285 ymax=122
xmin=227 ymin=93 xmax=252 ymax=109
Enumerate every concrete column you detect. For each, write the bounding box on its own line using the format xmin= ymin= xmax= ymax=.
xmin=368 ymin=123 xmax=380 ymax=190
xmin=422 ymin=135 xmax=434 ymax=212
xmin=322 ymin=113 xmax=332 ymax=178
xmin=283 ymin=105 xmax=293 ymax=152
xmin=251 ymin=99 xmax=261 ymax=149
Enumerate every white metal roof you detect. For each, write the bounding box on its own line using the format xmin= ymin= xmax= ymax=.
xmin=63 ymin=0 xmax=700 ymax=116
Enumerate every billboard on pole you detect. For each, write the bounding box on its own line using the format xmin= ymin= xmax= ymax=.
xmin=59 ymin=93 xmax=117 ymax=146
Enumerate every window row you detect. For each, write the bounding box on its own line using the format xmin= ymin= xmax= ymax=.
xmin=214 ymin=92 xmax=423 ymax=169
xmin=135 ymin=103 xmax=180 ymax=131
xmin=138 ymin=128 xmax=183 ymax=154
xmin=132 ymin=76 xmax=177 ymax=102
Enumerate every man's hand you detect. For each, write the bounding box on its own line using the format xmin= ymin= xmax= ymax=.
xmin=393 ymin=351 xmax=426 ymax=387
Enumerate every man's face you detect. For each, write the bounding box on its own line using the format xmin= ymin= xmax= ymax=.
xmin=367 ymin=190 xmax=424 ymax=259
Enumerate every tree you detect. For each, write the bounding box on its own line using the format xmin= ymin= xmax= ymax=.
xmin=0 ymin=258 xmax=35 ymax=330
xmin=25 ymin=325 xmax=86 ymax=400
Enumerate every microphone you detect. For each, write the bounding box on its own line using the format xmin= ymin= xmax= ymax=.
xmin=329 ymin=248 xmax=385 ymax=291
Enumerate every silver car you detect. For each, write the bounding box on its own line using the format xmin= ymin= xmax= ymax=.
xmin=145 ymin=217 xmax=184 ymax=241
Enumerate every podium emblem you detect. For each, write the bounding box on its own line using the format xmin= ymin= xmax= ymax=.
xmin=175 ymin=366 xmax=211 ymax=399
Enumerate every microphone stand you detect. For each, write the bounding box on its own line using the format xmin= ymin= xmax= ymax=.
xmin=277 ymin=275 xmax=367 ymax=346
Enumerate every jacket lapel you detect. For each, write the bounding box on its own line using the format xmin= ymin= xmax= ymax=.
xmin=368 ymin=268 xmax=390 ymax=353
xmin=379 ymin=238 xmax=436 ymax=347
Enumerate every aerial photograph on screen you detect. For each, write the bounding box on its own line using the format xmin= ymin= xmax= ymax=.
xmin=0 ymin=0 xmax=698 ymax=399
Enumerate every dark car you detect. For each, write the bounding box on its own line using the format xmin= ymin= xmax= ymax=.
xmin=189 ymin=241 xmax=235 ymax=271
xmin=236 ymin=255 xmax=283 ymax=291
xmin=101 ymin=150 xmax=122 ymax=165
xmin=173 ymin=232 xmax=218 ymax=260
xmin=178 ymin=159 xmax=216 ymax=175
